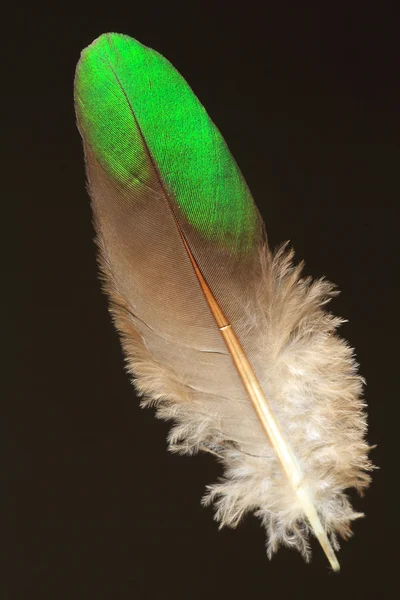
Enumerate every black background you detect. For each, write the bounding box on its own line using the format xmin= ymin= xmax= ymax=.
xmin=4 ymin=4 xmax=394 ymax=598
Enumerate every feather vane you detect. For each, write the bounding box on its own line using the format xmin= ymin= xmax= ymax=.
xmin=74 ymin=33 xmax=372 ymax=570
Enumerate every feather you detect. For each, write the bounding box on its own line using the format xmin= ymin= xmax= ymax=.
xmin=74 ymin=33 xmax=373 ymax=570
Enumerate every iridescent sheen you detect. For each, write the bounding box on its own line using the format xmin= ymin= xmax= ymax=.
xmin=75 ymin=33 xmax=258 ymax=252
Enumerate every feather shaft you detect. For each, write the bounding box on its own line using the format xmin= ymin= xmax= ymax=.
xmin=220 ymin=325 xmax=340 ymax=571
xmin=178 ymin=219 xmax=339 ymax=570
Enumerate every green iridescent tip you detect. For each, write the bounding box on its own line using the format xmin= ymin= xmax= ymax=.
xmin=75 ymin=33 xmax=259 ymax=253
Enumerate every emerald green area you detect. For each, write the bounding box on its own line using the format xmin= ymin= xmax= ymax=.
xmin=75 ymin=33 xmax=258 ymax=253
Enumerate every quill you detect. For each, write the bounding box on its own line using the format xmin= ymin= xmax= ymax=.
xmin=74 ymin=33 xmax=372 ymax=570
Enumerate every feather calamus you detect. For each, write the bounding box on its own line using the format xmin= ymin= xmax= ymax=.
xmin=74 ymin=33 xmax=373 ymax=570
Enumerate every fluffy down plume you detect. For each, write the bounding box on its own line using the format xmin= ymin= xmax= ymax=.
xmin=101 ymin=240 xmax=372 ymax=560
xmin=74 ymin=32 xmax=373 ymax=568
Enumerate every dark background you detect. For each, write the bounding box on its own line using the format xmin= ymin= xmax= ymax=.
xmin=4 ymin=4 xmax=394 ymax=598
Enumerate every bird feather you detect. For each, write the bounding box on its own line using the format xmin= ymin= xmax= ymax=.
xmin=74 ymin=33 xmax=373 ymax=569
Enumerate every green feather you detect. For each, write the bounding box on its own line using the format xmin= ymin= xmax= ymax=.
xmin=75 ymin=33 xmax=258 ymax=254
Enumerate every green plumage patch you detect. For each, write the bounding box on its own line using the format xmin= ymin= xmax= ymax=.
xmin=75 ymin=33 xmax=258 ymax=253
